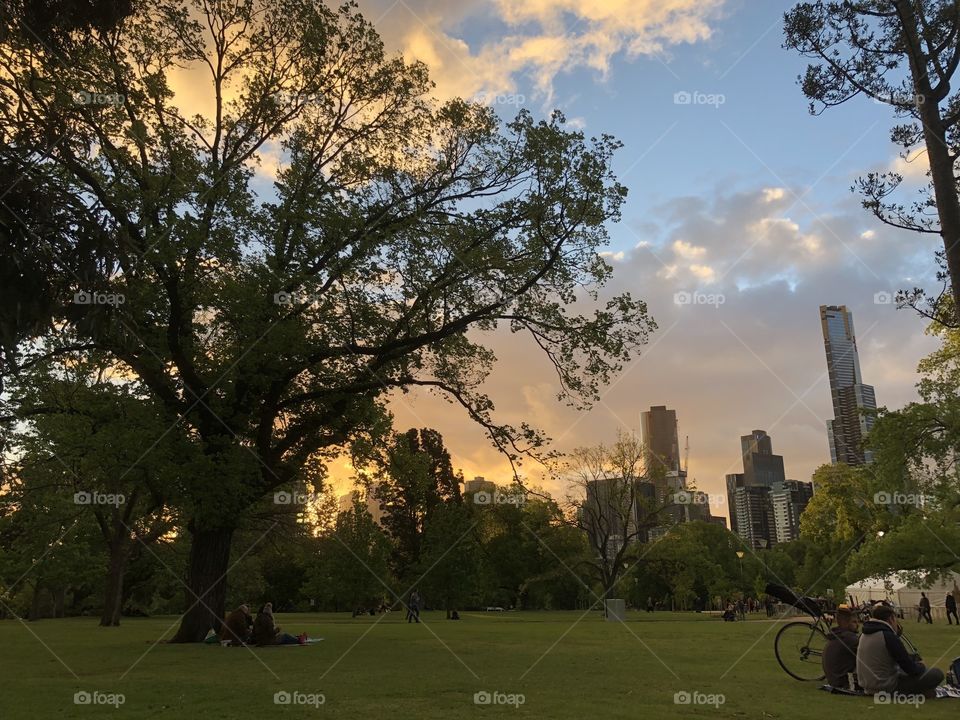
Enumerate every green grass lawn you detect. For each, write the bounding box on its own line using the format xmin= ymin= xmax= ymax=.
xmin=1 ymin=610 xmax=959 ymax=718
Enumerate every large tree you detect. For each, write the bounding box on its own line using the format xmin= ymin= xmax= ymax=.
xmin=303 ymin=499 xmax=392 ymax=613
xmin=0 ymin=0 xmax=136 ymax=386
xmin=784 ymin=1 xmax=960 ymax=323
xmin=374 ymin=428 xmax=463 ymax=582
xmin=0 ymin=0 xmax=652 ymax=640
xmin=564 ymin=430 xmax=674 ymax=606
xmin=846 ymin=309 xmax=960 ymax=579
xmin=6 ymin=357 xmax=181 ymax=626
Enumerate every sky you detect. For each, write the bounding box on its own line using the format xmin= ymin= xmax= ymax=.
xmin=319 ymin=0 xmax=945 ymax=514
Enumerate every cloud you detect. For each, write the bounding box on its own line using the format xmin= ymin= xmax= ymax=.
xmin=382 ymin=182 xmax=942 ymax=518
xmin=672 ymin=239 xmax=707 ymax=260
xmin=356 ymin=0 xmax=726 ymax=103
xmin=890 ymin=148 xmax=930 ymax=181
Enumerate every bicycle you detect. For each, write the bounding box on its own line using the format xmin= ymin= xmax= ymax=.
xmin=766 ymin=585 xmax=922 ymax=683
xmin=766 ymin=585 xmax=831 ymax=681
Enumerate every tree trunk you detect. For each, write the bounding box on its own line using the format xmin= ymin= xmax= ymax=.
xmin=99 ymin=543 xmax=129 ymax=627
xmin=28 ymin=582 xmax=43 ymax=620
xmin=170 ymin=525 xmax=235 ymax=643
xmin=896 ymin=0 xmax=960 ymax=318
xmin=53 ymin=586 xmax=66 ymax=618
xmin=916 ymin=99 xmax=960 ymax=316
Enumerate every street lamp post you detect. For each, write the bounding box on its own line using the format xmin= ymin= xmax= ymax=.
xmin=736 ymin=551 xmax=744 ymax=583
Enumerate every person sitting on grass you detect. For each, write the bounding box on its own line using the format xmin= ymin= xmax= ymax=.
xmin=722 ymin=602 xmax=736 ymax=622
xmin=822 ymin=607 xmax=859 ymax=690
xmin=252 ymin=602 xmax=304 ymax=646
xmin=219 ymin=604 xmax=253 ymax=646
xmin=856 ymin=604 xmax=943 ymax=699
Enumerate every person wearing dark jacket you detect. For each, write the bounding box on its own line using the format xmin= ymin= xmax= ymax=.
xmin=252 ymin=603 xmax=302 ymax=646
xmin=856 ymin=604 xmax=942 ymax=698
xmin=918 ymin=592 xmax=933 ymax=624
xmin=822 ymin=608 xmax=859 ymax=690
xmin=947 ymin=593 xmax=959 ymax=625
xmin=219 ymin=604 xmax=253 ymax=645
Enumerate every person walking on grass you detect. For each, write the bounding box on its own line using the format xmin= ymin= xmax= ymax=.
xmin=918 ymin=593 xmax=933 ymax=624
xmin=407 ymin=590 xmax=421 ymax=623
xmin=947 ymin=593 xmax=959 ymax=626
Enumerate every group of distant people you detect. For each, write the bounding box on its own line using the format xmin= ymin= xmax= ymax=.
xmin=644 ymin=595 xmax=773 ymax=618
xmin=914 ymin=591 xmax=960 ymax=625
xmin=823 ymin=603 xmax=945 ymax=698
xmin=219 ymin=602 xmax=308 ymax=646
xmin=347 ymin=589 xmax=460 ymax=622
xmin=719 ymin=597 xmax=771 ymax=621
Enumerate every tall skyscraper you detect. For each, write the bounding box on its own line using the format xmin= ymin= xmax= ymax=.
xmin=725 ymin=430 xmax=786 ymax=549
xmin=741 ymin=430 xmax=786 ymax=487
xmin=820 ymin=305 xmax=877 ymax=465
xmin=641 ymin=405 xmax=680 ymax=472
xmin=640 ymin=405 xmax=685 ymax=499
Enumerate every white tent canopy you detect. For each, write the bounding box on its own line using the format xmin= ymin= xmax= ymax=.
xmin=846 ymin=571 xmax=960 ymax=610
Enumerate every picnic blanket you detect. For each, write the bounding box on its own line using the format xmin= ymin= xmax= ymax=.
xmin=246 ymin=638 xmax=324 ymax=647
xmin=204 ymin=634 xmax=324 ymax=646
xmin=818 ymin=684 xmax=863 ymax=696
xmin=819 ymin=684 xmax=960 ymax=699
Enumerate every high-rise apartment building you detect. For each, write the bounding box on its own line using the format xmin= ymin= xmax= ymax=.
xmin=770 ymin=480 xmax=814 ymax=544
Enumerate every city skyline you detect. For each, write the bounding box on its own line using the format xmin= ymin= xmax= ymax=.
xmin=372 ymin=298 xmax=900 ymax=524
xmin=322 ymin=0 xmax=940 ymax=519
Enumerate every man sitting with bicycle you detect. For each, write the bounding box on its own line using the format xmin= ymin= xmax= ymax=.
xmin=822 ymin=607 xmax=859 ymax=690
xmin=857 ymin=604 xmax=943 ymax=699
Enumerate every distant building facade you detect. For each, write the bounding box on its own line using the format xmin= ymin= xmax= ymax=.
xmin=725 ymin=431 xmax=797 ymax=549
xmin=770 ymin=480 xmax=814 ymax=544
xmin=338 ymin=485 xmax=384 ymax=524
xmin=463 ymin=476 xmax=497 ymax=496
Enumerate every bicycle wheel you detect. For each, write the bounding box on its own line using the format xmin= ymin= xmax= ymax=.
xmin=774 ymin=620 xmax=828 ymax=681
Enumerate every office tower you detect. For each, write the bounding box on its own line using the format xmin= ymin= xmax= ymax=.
xmin=582 ymin=478 xmax=658 ymax=557
xmin=741 ymin=430 xmax=786 ymax=487
xmin=726 ymin=430 xmax=786 ymax=549
xmin=770 ymin=480 xmax=814 ymax=544
xmin=674 ymin=490 xmax=719 ymax=524
xmin=640 ymin=405 xmax=685 ymax=498
xmin=820 ymin=305 xmax=877 ymax=465
xmin=463 ymin=476 xmax=497 ymax=495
